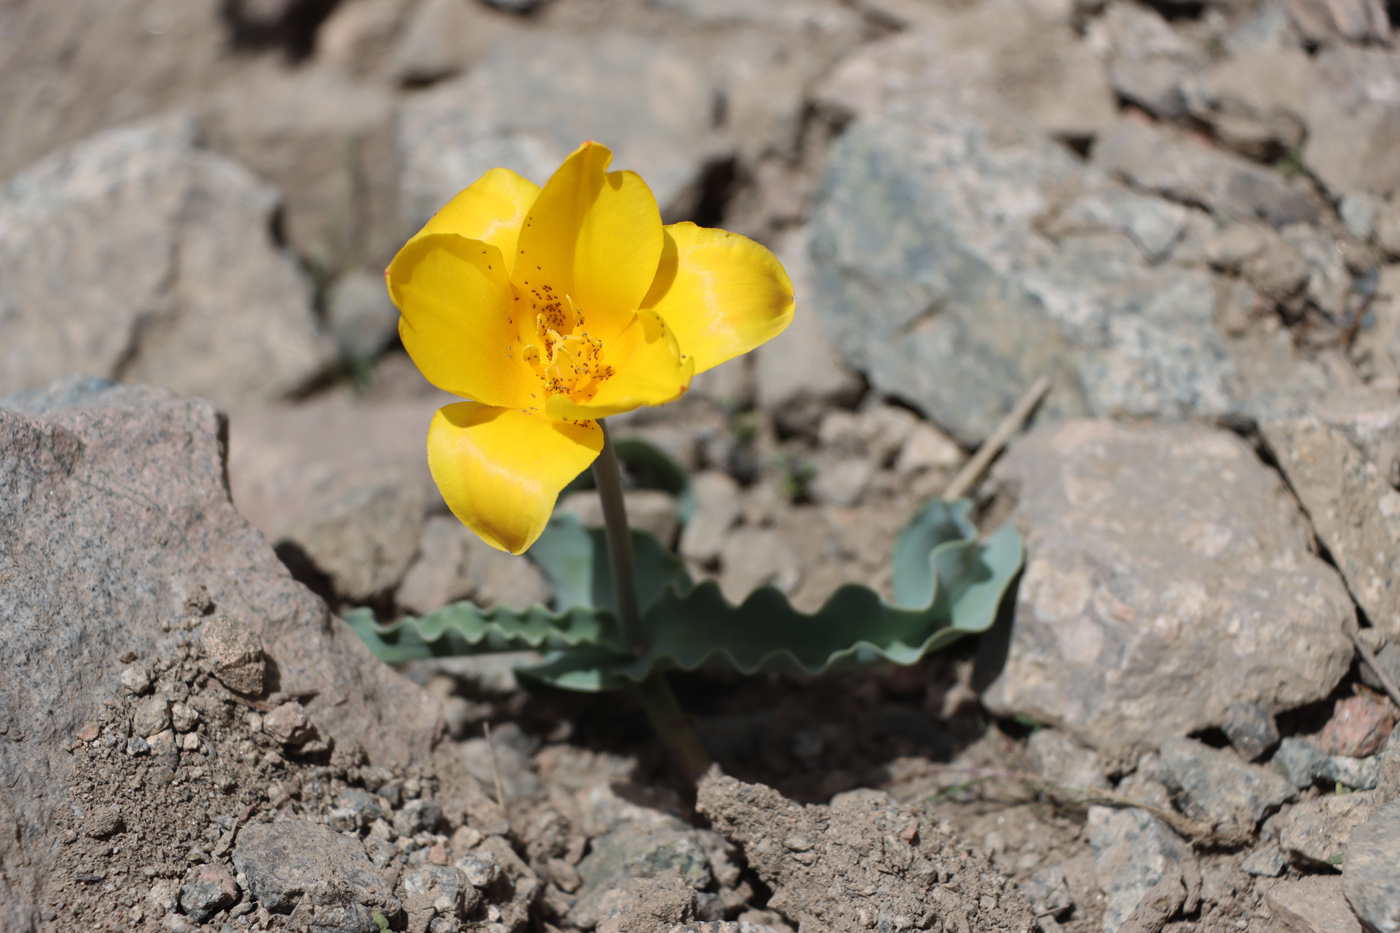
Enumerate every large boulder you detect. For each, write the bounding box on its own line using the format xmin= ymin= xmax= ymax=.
xmin=0 ymin=117 xmax=333 ymax=408
xmin=0 ymin=379 xmax=442 ymax=928
xmin=982 ymin=419 xmax=1354 ymax=748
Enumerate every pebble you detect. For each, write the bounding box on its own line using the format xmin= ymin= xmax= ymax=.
xmin=1277 ymin=791 xmax=1373 ymax=866
xmin=120 ymin=663 xmax=153 ymax=695
xmin=84 ymin=804 xmax=123 ymax=838
xmin=394 ymin=798 xmax=444 ymax=836
xmin=1266 ymin=876 xmax=1363 ymax=933
xmin=336 ymin=788 xmax=386 ymax=828
xmin=1220 ymin=700 xmax=1279 ymax=762
xmin=261 ymin=701 xmax=317 ymax=745
xmin=169 ymin=702 xmax=199 ymax=732
xmin=1241 ymin=843 xmax=1286 ymax=877
xmin=403 ymin=864 xmax=479 ymax=918
xmin=1317 ymin=754 xmax=1382 ymax=791
xmin=1271 ymin=737 xmax=1328 ymax=789
xmin=454 ymin=851 xmax=501 ymax=889
xmin=127 ymin=735 xmax=151 ymax=756
xmin=1158 ymin=736 xmax=1296 ymax=827
xmin=131 ymin=695 xmax=171 ymax=738
xmin=179 ymin=865 xmax=238 ymax=922
xmin=1319 ymin=695 xmax=1397 ymax=758
xmin=1344 ymin=797 xmax=1400 ymax=933
xmin=199 ymin=614 xmax=267 ymax=696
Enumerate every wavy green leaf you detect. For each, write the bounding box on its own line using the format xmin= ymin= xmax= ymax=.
xmin=352 ymin=499 xmax=1023 ymax=691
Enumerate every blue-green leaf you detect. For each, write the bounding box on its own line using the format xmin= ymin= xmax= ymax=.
xmin=343 ymin=601 xmax=620 ymax=664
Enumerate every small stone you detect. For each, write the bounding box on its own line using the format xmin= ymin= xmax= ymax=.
xmin=1272 ymin=737 xmax=1329 ymax=789
xmin=394 ymin=798 xmax=444 ymax=836
xmin=1278 ymin=792 xmax=1374 ymax=866
xmin=128 ymin=736 xmax=151 ymax=756
xmin=1317 ymin=755 xmax=1383 ymax=791
xmin=677 ymin=472 xmax=742 ymax=565
xmin=170 ymin=702 xmax=200 ymax=733
xmin=896 ymin=421 xmax=964 ymax=475
xmin=404 ymin=864 xmax=479 ymax=918
xmin=327 ymin=269 xmax=401 ymax=362
xmin=1344 ymin=797 xmax=1400 ymax=933
xmin=262 ymin=701 xmax=317 ymax=745
xmin=200 ymin=614 xmax=267 ymax=696
xmin=1241 ymin=844 xmax=1286 ymax=877
xmin=180 ymin=732 xmax=200 ymax=751
xmin=1088 ymin=807 xmax=1190 ymax=933
xmin=120 ymin=664 xmax=153 ymax=695
xmin=1267 ymin=876 xmax=1363 ymax=933
xmin=1025 ymin=729 xmax=1109 ymax=791
xmin=1019 ymin=864 xmax=1073 ymax=918
xmin=76 ymin=722 xmax=101 ymax=743
xmin=184 ymin=583 xmax=215 ymax=616
xmin=132 ymin=695 xmax=171 ymax=738
xmin=809 ymin=458 xmax=874 ymax=507
xmin=1319 ymin=695 xmax=1398 ymax=758
xmin=84 ymin=804 xmax=123 ymax=838
xmin=118 ymin=649 xmax=138 ymax=664
xmin=1158 ymin=736 xmax=1296 ymax=827
xmin=1340 ymin=193 xmax=1379 ymax=243
xmin=454 ymin=851 xmax=500 ymax=889
xmin=1221 ymin=700 xmax=1280 ymax=762
xmin=179 ymin=865 xmax=238 ymax=922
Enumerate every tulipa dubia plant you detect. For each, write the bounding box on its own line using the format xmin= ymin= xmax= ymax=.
xmin=349 ymin=142 xmax=1024 ymax=779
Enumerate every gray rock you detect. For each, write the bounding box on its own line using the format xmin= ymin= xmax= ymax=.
xmin=180 ymin=865 xmax=238 ymax=922
xmin=751 ymin=229 xmax=863 ymax=434
xmin=200 ymin=613 xmax=267 ymax=696
xmin=571 ymin=826 xmax=714 ymax=929
xmin=397 ymin=514 xmax=553 ymax=616
xmin=1262 ymin=401 xmax=1400 ymax=641
xmin=1342 ymin=193 xmax=1380 ymax=242
xmin=809 ymin=458 xmax=875 ymax=508
xmin=459 ymin=722 xmax=541 ymax=800
xmin=1318 ymin=755 xmax=1383 ymax=791
xmin=390 ymin=0 xmax=508 ymax=85
xmin=1221 ymin=700 xmax=1280 ymax=762
xmin=718 ymin=529 xmax=802 ymax=604
xmin=328 ymin=271 xmax=401 ymax=363
xmin=233 ymin=821 xmax=399 ymax=924
xmin=1345 ymin=797 xmax=1400 ymax=933
xmin=1273 ymin=737 xmax=1329 ymax=789
xmin=983 ymin=421 xmax=1355 ymax=748
xmin=131 ymin=695 xmax=172 ymax=739
xmin=336 ymin=789 xmax=387 ymax=829
xmin=1268 ymin=876 xmax=1364 ymax=933
xmin=398 ymin=31 xmax=723 ymax=227
xmin=0 ymin=382 xmax=442 ymax=919
xmin=1158 ymin=736 xmax=1297 ymax=827
xmin=1094 ymin=118 xmax=1315 ymax=228
xmin=1241 ymin=844 xmax=1286 ymax=877
xmin=1278 ymin=792 xmax=1374 ymax=866
xmin=678 ymin=472 xmax=742 ymax=565
xmin=1095 ymin=1 xmax=1208 ymax=121
xmin=393 ymin=798 xmax=444 ymax=837
xmin=403 ymin=864 xmax=478 ymax=918
xmin=1087 ymin=807 xmax=1191 ymax=933
xmin=648 ymin=0 xmax=858 ymax=30
xmin=262 ymin=700 xmax=318 ymax=746
xmin=808 ymin=86 xmax=1242 ymax=445
xmin=1022 ymin=865 xmax=1073 ymax=919
xmin=279 ymin=467 xmax=428 ymax=603
xmin=1360 ymin=642 xmax=1400 ymax=698
xmin=83 ymin=804 xmax=123 ymax=839
xmin=1026 ymin=729 xmax=1110 ymax=791
xmin=1180 ymin=46 xmax=1310 ymax=161
xmin=1302 ymin=47 xmax=1400 ymax=202
xmin=0 ymin=118 xmax=332 ymax=407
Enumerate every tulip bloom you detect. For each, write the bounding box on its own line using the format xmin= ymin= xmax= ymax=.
xmin=387 ymin=142 xmax=794 ymax=555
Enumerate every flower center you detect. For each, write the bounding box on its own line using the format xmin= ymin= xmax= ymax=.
xmin=514 ymin=283 xmax=613 ymax=405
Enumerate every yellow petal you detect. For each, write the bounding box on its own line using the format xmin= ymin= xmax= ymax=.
xmin=514 ymin=141 xmax=662 ymax=343
xmin=545 ymin=310 xmax=694 ymax=421
xmin=405 ymin=168 xmax=540 ymax=279
xmin=389 ymin=234 xmax=537 ymax=409
xmin=641 ymin=222 xmax=795 ymax=374
xmin=428 ymin=402 xmax=602 ymax=555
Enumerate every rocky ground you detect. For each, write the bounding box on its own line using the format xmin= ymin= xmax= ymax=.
xmin=3 ymin=0 xmax=1400 ymax=931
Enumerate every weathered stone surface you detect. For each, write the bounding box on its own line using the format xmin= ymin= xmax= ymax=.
xmin=1180 ymin=45 xmax=1311 ymax=161
xmin=1221 ymin=699 xmax=1280 ymax=762
xmin=1094 ymin=118 xmax=1315 ymax=228
xmin=983 ymin=420 xmax=1354 ymax=748
xmin=390 ymin=0 xmax=512 ymax=85
xmin=1157 ymin=736 xmax=1296 ymax=827
xmin=1026 ymin=729 xmax=1110 ymax=791
xmin=398 ymin=31 xmax=724 ymax=226
xmin=571 ymin=825 xmax=715 ymax=929
xmin=201 ymin=63 xmax=400 ymax=270
xmin=678 ymin=472 xmax=743 ymax=565
xmin=0 ymin=380 xmax=441 ymax=924
xmin=808 ymin=84 xmax=1243 ymax=444
xmin=1345 ymin=797 xmax=1400 ymax=933
xmin=1278 ymin=792 xmax=1374 ymax=866
xmin=233 ymin=820 xmax=400 ymax=927
xmin=327 ymin=269 xmax=402 ymax=363
xmin=1269 ymin=875 xmax=1364 ymax=933
xmin=1302 ymin=47 xmax=1400 ymax=202
xmin=698 ymin=775 xmax=1035 ymax=933
xmin=1273 ymin=737 xmax=1329 ymax=789
xmin=1094 ymin=1 xmax=1208 ymax=122
xmin=1262 ymin=397 xmax=1400 ymax=640
xmin=0 ymin=119 xmax=333 ymax=408
xmin=1318 ymin=695 xmax=1399 ymax=759
xmin=817 ymin=0 xmax=1115 ymax=140
xmin=1087 ymin=807 xmax=1191 ymax=933
xmin=397 ymin=514 xmax=552 ymax=616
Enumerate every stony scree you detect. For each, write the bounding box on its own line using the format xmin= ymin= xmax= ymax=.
xmin=697 ymin=773 xmax=1036 ymax=933
xmin=233 ymin=820 xmax=401 ymax=921
xmin=1345 ymin=797 xmax=1400 ymax=933
xmin=0 ymin=379 xmax=441 ymax=923
xmin=1156 ymin=736 xmax=1297 ymax=828
xmin=0 ymin=118 xmax=332 ymax=408
xmin=983 ymin=420 xmax=1355 ymax=748
xmin=1087 ymin=806 xmax=1192 ymax=933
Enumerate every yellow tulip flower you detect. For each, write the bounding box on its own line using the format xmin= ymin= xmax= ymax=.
xmin=387 ymin=141 xmax=795 ymax=555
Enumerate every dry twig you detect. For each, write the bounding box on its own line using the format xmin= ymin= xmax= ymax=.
xmin=942 ymin=376 xmax=1051 ymax=501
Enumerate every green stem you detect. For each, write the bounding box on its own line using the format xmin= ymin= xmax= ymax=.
xmin=592 ymin=420 xmax=712 ymax=781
